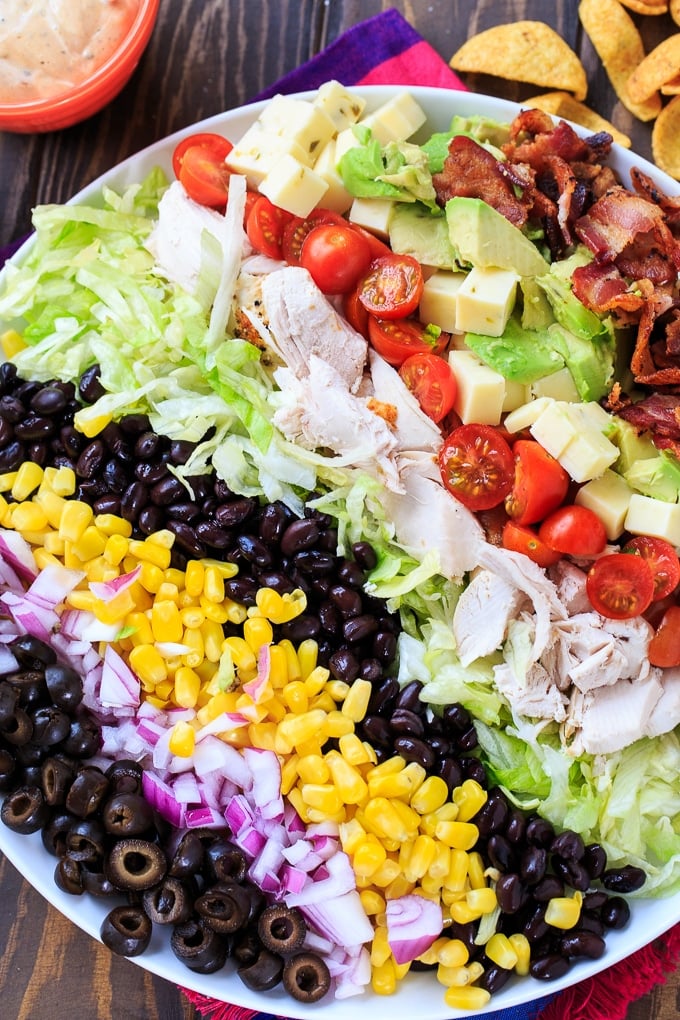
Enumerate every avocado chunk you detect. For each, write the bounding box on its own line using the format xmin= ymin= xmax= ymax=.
xmin=623 ymin=449 xmax=680 ymax=503
xmin=612 ymin=417 xmax=658 ymax=474
xmin=445 ymin=196 xmax=549 ymax=277
xmin=463 ymin=314 xmax=565 ymax=384
xmin=389 ymin=203 xmax=457 ymax=269
xmin=545 ymin=323 xmax=615 ymax=402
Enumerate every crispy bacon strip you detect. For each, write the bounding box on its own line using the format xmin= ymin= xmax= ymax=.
xmin=617 ymin=392 xmax=680 ymax=437
xmin=575 ymin=188 xmax=678 ymax=265
xmin=571 ymin=261 xmax=647 ymax=316
xmin=432 ymin=135 xmax=529 ymax=226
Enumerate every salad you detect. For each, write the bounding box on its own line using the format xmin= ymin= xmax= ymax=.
xmin=0 ymin=83 xmax=679 ymax=1012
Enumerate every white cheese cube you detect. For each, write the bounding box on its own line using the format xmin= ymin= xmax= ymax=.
xmin=530 ymin=367 xmax=580 ymax=403
xmin=259 ymin=155 xmax=329 ymax=218
xmin=558 ymin=429 xmax=619 ymax=483
xmin=455 ymin=266 xmax=519 ymax=337
xmin=226 ymin=126 xmax=311 ymax=187
xmin=334 ymin=126 xmax=361 ymax=163
xmin=502 ymin=380 xmax=529 ymax=413
xmin=503 ymin=397 xmax=554 ymax=433
xmin=575 ymin=470 xmax=633 ymax=540
xmin=624 ymin=494 xmax=680 ymax=547
xmin=348 ymin=197 xmax=395 ymax=238
xmin=448 ymin=350 xmax=506 ymax=425
xmin=312 ymin=140 xmax=354 ymax=213
xmin=313 ymin=81 xmax=366 ymax=132
xmin=419 ymin=271 xmax=466 ymax=333
xmin=529 ymin=401 xmax=579 ymax=458
xmin=359 ymin=92 xmax=427 ymax=144
xmin=258 ymin=95 xmax=336 ymax=164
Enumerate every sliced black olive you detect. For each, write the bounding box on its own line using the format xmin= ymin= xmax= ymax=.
xmin=66 ymin=817 xmax=107 ymax=863
xmin=60 ymin=715 xmax=101 ymax=759
xmin=0 ymin=681 xmax=20 ymax=727
xmin=54 ymin=854 xmax=84 ymax=895
xmin=9 ymin=635 xmax=56 ymax=669
xmin=237 ymin=946 xmax=284 ymax=991
xmin=101 ymin=904 xmax=152 ymax=957
xmin=282 ymin=952 xmax=331 ymax=1003
xmin=0 ymin=747 xmax=16 ymax=791
xmin=65 ymin=765 xmax=109 ymax=818
xmin=232 ymin=925 xmax=263 ymax=967
xmin=105 ymin=838 xmax=167 ymax=891
xmin=204 ymin=836 xmax=247 ymax=883
xmin=105 ymin=758 xmax=143 ymax=795
xmin=41 ymin=808 xmax=78 ymax=856
xmin=195 ymin=880 xmax=256 ymax=934
xmin=6 ymin=671 xmax=47 ymax=708
xmin=257 ymin=904 xmax=306 ymax=955
xmin=1 ymin=706 xmax=33 ymax=746
xmin=170 ymin=917 xmax=228 ymax=974
xmin=167 ymin=829 xmax=205 ymax=878
xmin=44 ymin=663 xmax=83 ymax=714
xmin=81 ymin=866 xmax=119 ymax=898
xmin=102 ymin=792 xmax=154 ymax=837
xmin=30 ymin=704 xmax=71 ymax=746
xmin=41 ymin=755 xmax=76 ymax=806
xmin=143 ymin=877 xmax=193 ymax=925
xmin=1 ymin=784 xmax=49 ymax=833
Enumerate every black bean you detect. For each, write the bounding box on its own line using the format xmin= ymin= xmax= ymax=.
xmin=520 ymin=846 xmax=547 ymax=885
xmin=294 ymin=550 xmax=335 ymax=576
xmin=601 ymin=896 xmax=631 ymax=930
xmin=495 ymin=873 xmax=525 ymax=914
xmin=336 ymin=559 xmax=365 ymax=588
xmin=224 ymin=577 xmax=259 ymax=605
xmin=582 ymin=890 xmax=608 ymax=911
xmin=393 ymin=735 xmax=435 ymax=770
xmin=329 ymin=585 xmax=362 ymax=618
xmin=428 ymin=734 xmax=452 ymax=758
xmin=602 ymin=865 xmax=646 ymax=893
xmin=103 ymin=459 xmax=130 ymax=491
xmin=318 ymin=601 xmax=341 ymax=634
xmin=360 ymin=714 xmax=392 ymax=747
xmin=443 ymin=703 xmax=472 ymax=733
xmin=195 ymin=522 xmax=232 ymax=549
xmin=60 ymin=425 xmax=84 ymax=457
xmin=236 ymin=534 xmax=272 ymax=568
xmin=15 ymin=414 xmax=54 ymax=440
xmin=119 ymin=413 xmax=151 ymax=435
xmin=487 ymin=834 xmax=517 ymax=873
xmin=473 ymin=789 xmax=509 ymax=837
xmin=328 ymin=649 xmax=359 ymax=683
xmin=351 ymin=541 xmax=377 ymax=570
xmin=0 ymin=416 xmax=12 ymax=445
xmin=169 ymin=440 xmax=195 ymax=465
xmin=215 ymin=497 xmax=258 ymax=527
xmin=134 ymin=432 xmax=162 ymax=459
xmin=479 ymin=962 xmax=512 ymax=994
xmin=281 ymin=615 xmax=321 ymax=643
xmin=506 ymin=809 xmax=527 ymax=845
xmin=372 ymin=630 xmax=397 ymax=664
xmin=135 ymin=461 xmax=169 ymax=485
xmin=137 ymin=505 xmax=165 ymax=534
xmin=167 ymin=501 xmax=201 ymax=523
xmin=255 ymin=570 xmax=295 ymax=595
xmin=552 ymin=857 xmax=591 ymax=892
xmin=367 ymin=676 xmax=399 ymax=716
xmin=389 ymin=708 xmax=424 ymax=737
xmin=76 ymin=440 xmax=106 ymax=479
xmin=0 ymin=395 xmax=26 ymax=422
xmin=30 ymin=386 xmax=68 ymax=415
xmin=551 ymin=830 xmax=585 ymax=861
xmin=166 ymin=521 xmax=206 ymax=559
xmin=120 ymin=481 xmax=150 ymax=522
xmin=343 ymin=614 xmax=379 ymax=644
xmin=461 ymin=756 xmax=487 ymax=787
xmin=560 ymin=931 xmax=606 ymax=960
xmin=259 ymin=503 xmax=290 ymax=545
xmin=526 ymin=816 xmax=555 ymax=849
xmin=150 ymin=476 xmax=187 ymax=506
xmin=78 ymin=365 xmax=105 ymax=403
xmin=0 ymin=439 xmax=25 ymax=470
xmin=583 ymin=843 xmax=607 ymax=880
xmin=523 ymin=904 xmax=550 ymax=943
xmin=529 ymin=954 xmax=570 ymax=981
xmin=358 ymin=658 xmax=382 ymax=682
xmin=576 ymin=912 xmax=605 ymax=937
xmin=27 ymin=441 xmax=47 ymax=466
xmin=280 ymin=519 xmax=321 ymax=556
xmin=395 ymin=681 xmax=424 ymax=713
xmin=455 ymin=725 xmax=478 ymax=752
xmin=436 ymin=757 xmax=463 ymax=794
xmin=532 ymin=875 xmax=565 ymax=902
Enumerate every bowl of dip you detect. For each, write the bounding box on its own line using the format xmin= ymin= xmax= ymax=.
xmin=0 ymin=0 xmax=160 ymax=133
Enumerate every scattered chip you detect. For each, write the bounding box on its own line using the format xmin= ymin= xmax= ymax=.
xmin=579 ymin=0 xmax=662 ymax=121
xmin=627 ymin=34 xmax=680 ymax=103
xmin=652 ymin=94 xmax=680 ymax=177
xmin=525 ymin=91 xmax=632 ymax=147
xmin=661 ymin=73 xmax=680 ymax=93
xmin=450 ymin=21 xmax=588 ymax=101
xmin=671 ymin=0 xmax=680 ymax=25
xmin=616 ymin=0 xmax=668 ymax=13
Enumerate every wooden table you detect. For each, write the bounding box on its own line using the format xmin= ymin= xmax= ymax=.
xmin=0 ymin=2 xmax=678 ymax=1018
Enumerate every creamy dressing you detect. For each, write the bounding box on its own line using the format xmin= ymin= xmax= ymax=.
xmin=0 ymin=0 xmax=139 ymax=103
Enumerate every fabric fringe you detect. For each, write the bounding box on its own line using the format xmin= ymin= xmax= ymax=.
xmin=535 ymin=922 xmax=680 ymax=1020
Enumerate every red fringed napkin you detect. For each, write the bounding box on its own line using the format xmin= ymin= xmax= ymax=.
xmin=181 ymin=9 xmax=680 ymax=1020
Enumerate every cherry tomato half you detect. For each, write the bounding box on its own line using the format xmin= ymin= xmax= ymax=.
xmin=173 ymin=134 xmax=233 ymax=209
xmin=246 ymin=196 xmax=293 ymax=260
xmin=358 ymin=254 xmax=424 ymax=320
xmin=348 ymin=224 xmax=393 ymax=260
xmin=439 ymin=423 xmax=515 ymax=511
xmin=648 ymin=605 xmax=680 ymax=667
xmin=282 ymin=208 xmax=346 ymax=265
xmin=505 ymin=440 xmax=570 ymax=526
xmin=538 ymin=505 xmax=607 ymax=557
xmin=368 ymin=317 xmax=449 ymax=367
xmin=300 ymin=224 xmax=373 ymax=295
xmin=621 ymin=535 xmax=680 ymax=601
xmin=343 ymin=284 xmax=370 ymax=338
xmin=586 ymin=553 xmax=655 ymax=620
xmin=398 ymin=352 xmax=457 ymax=423
xmin=501 ymin=520 xmax=562 ymax=568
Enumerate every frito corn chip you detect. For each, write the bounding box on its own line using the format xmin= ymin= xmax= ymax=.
xmin=579 ymin=0 xmax=662 ymax=121
xmin=661 ymin=73 xmax=680 ymax=94
xmin=450 ymin=21 xmax=588 ymax=101
xmin=672 ymin=0 xmax=680 ymax=25
xmin=627 ymin=34 xmax=680 ymax=103
xmin=652 ymin=94 xmax=680 ymax=178
xmin=525 ymin=92 xmax=632 ymax=147
xmin=616 ymin=0 xmax=668 ymax=13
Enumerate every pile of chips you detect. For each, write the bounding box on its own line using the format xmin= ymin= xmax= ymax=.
xmin=450 ymin=1 xmax=680 ymax=178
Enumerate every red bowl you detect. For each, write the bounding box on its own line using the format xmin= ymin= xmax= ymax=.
xmin=0 ymin=0 xmax=160 ymax=133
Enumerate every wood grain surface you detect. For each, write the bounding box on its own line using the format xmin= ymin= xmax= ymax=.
xmin=1 ymin=2 xmax=679 ymax=1018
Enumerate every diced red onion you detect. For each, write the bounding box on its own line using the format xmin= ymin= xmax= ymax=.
xmin=89 ymin=566 xmax=141 ymax=601
xmin=142 ymin=770 xmax=184 ymax=828
xmin=298 ymin=891 xmax=374 ymax=947
xmin=0 ymin=529 xmax=38 ymax=582
xmin=243 ymin=643 xmax=271 ymax=702
xmin=26 ymin=562 xmax=84 ymax=609
xmin=385 ymin=893 xmax=443 ymax=964
xmin=100 ymin=644 xmax=140 ymax=710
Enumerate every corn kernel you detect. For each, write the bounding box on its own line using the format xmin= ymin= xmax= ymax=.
xmin=129 ymin=643 xmax=168 ymax=686
xmin=403 ymin=833 xmax=437 ymax=882
xmin=180 ymin=627 xmax=204 ymax=668
xmin=48 ymin=466 xmax=76 ymax=496
xmin=0 ymin=471 xmax=17 ymax=493
xmin=359 ymin=889 xmax=385 ymax=915
xmin=58 ymin=500 xmax=93 ymax=541
xmin=435 ymin=820 xmax=479 ymax=850
xmin=10 ymin=502 xmax=49 ymax=533
xmin=509 ymin=932 xmax=531 ymax=976
xmin=325 ymin=750 xmax=368 ymax=804
xmin=127 ymin=611 xmax=155 ymax=646
xmin=369 ymin=858 xmax=402 ymax=888
xmin=297 ymin=754 xmax=330 ymax=785
xmin=129 ymin=539 xmax=172 ymax=570
xmin=338 ymin=732 xmax=373 ymax=766
xmin=11 ymin=462 xmax=43 ymax=501
xmin=428 ymin=842 xmax=451 ymax=881
xmin=545 ymin=894 xmax=582 ymax=930
xmin=224 ymin=636 xmax=256 ymax=672
xmin=243 ymin=615 xmax=273 ymax=653
xmin=341 ymin=677 xmax=372 ymax=721
xmin=1 ymin=328 xmax=26 ymax=357
xmin=174 ymin=666 xmax=201 ymax=708
xmin=364 ymin=797 xmax=413 ymax=843
xmin=255 ymin=586 xmax=307 ymax=624
xmin=370 ymin=925 xmax=392 ymax=967
xmin=371 ymin=958 xmax=397 ymax=996
xmin=151 ymin=600 xmax=183 ymax=643
xmin=277 ymin=709 xmax=328 ymax=749
xmin=437 ymin=938 xmax=469 ymax=968
xmin=94 ymin=513 xmax=132 ymax=537
xmin=280 ymin=754 xmax=299 ymax=796
xmin=168 ymin=719 xmax=195 ymax=757
xmin=464 ymin=886 xmax=497 ymax=917
xmin=444 ymin=985 xmax=491 ymax=1010
xmin=322 ymin=709 xmax=355 ymax=739
xmin=184 ymin=560 xmax=204 ymax=597
xmin=453 ymin=779 xmax=488 ymax=821
xmin=201 ymin=620 xmax=226 ymax=662
xmin=353 ymin=835 xmax=387 ymax=878
xmin=43 ymin=531 xmax=65 ymax=555
xmin=410 ymin=775 xmax=449 ymax=814
xmin=466 ymin=851 xmax=486 ymax=890
xmin=34 ymin=488 xmax=66 ymax=528
xmin=103 ymin=533 xmax=129 ymax=566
